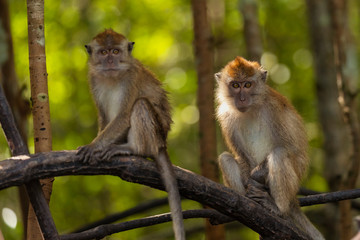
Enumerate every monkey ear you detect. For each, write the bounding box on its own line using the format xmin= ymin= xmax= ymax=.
xmin=85 ymin=45 xmax=92 ymax=55
xmin=215 ymin=72 xmax=222 ymax=82
xmin=260 ymin=69 xmax=268 ymax=82
xmin=128 ymin=42 xmax=135 ymax=52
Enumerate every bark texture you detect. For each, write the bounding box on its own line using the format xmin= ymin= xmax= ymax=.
xmin=239 ymin=0 xmax=263 ymax=62
xmin=0 ymin=151 xmax=312 ymax=240
xmin=191 ymin=1 xmax=225 ymax=239
xmin=306 ymin=0 xmax=360 ymax=239
xmin=27 ymin=0 xmax=54 ymax=239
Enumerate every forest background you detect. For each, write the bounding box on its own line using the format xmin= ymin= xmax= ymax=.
xmin=0 ymin=0 xmax=359 ymax=239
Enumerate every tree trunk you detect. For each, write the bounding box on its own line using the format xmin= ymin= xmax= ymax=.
xmin=239 ymin=0 xmax=263 ymax=62
xmin=329 ymin=0 xmax=360 ymax=239
xmin=306 ymin=0 xmax=358 ymax=239
xmin=26 ymin=0 xmax=54 ymax=239
xmin=190 ymin=1 xmax=225 ymax=240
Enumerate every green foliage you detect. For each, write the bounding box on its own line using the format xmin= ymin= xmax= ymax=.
xmin=1 ymin=0 xmax=358 ymax=239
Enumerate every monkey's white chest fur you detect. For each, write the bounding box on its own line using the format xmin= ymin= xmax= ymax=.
xmin=94 ymin=83 xmax=126 ymax=122
xmin=233 ymin=114 xmax=272 ymax=164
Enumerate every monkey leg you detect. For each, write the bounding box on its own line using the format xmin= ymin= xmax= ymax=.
xmin=267 ymin=147 xmax=299 ymax=214
xmin=101 ymin=99 xmax=185 ymax=239
xmin=101 ymin=98 xmax=164 ymax=160
xmin=218 ymin=152 xmax=247 ymax=194
xmin=127 ymin=98 xmax=164 ymax=157
xmin=127 ymin=99 xmax=186 ymax=239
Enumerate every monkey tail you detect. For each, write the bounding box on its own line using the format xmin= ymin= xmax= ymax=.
xmin=290 ymin=206 xmax=324 ymax=240
xmin=156 ymin=148 xmax=186 ymax=240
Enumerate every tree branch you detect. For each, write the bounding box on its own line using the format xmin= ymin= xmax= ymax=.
xmin=0 ymin=82 xmax=58 ymax=239
xmin=0 ymin=151 xmax=309 ymax=239
xmin=69 ymin=186 xmax=360 ymax=238
xmin=299 ymin=189 xmax=360 ymax=207
xmin=61 ymin=209 xmax=226 ymax=240
xmin=72 ymin=197 xmax=169 ymax=233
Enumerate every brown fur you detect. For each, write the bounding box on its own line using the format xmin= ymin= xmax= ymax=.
xmin=77 ymin=29 xmax=185 ymax=240
xmin=93 ymin=29 xmax=126 ymax=47
xmin=225 ymin=56 xmax=260 ymax=78
xmin=215 ymin=56 xmax=324 ymax=239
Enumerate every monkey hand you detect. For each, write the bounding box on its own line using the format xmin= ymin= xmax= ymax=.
xmin=76 ymin=142 xmax=106 ymax=164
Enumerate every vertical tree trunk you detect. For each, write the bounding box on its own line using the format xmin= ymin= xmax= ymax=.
xmin=190 ymin=1 xmax=225 ymax=240
xmin=27 ymin=0 xmax=54 ymax=239
xmin=306 ymin=0 xmax=359 ymax=239
xmin=306 ymin=0 xmax=346 ymax=239
xmin=329 ymin=0 xmax=360 ymax=239
xmin=0 ymin=0 xmax=30 ymax=238
xmin=239 ymin=0 xmax=263 ymax=62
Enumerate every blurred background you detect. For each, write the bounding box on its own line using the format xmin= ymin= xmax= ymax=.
xmin=0 ymin=0 xmax=359 ymax=239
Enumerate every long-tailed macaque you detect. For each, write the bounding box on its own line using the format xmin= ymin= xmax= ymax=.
xmin=215 ymin=56 xmax=324 ymax=239
xmin=76 ymin=29 xmax=185 ymax=240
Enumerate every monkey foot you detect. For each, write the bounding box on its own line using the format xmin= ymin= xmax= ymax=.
xmin=100 ymin=144 xmax=133 ymax=161
xmin=246 ymin=178 xmax=280 ymax=215
xmin=76 ymin=144 xmax=103 ymax=164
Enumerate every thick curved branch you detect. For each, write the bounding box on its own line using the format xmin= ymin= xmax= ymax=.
xmin=0 ymin=151 xmax=309 ymax=239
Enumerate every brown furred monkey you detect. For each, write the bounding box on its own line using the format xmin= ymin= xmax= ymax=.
xmin=215 ymin=56 xmax=324 ymax=239
xmin=76 ymin=29 xmax=185 ymax=240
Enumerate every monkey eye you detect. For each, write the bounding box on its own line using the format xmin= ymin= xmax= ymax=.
xmin=232 ymin=82 xmax=240 ymax=88
xmin=113 ymin=49 xmax=119 ymax=54
xmin=244 ymin=82 xmax=252 ymax=88
xmin=100 ymin=50 xmax=107 ymax=55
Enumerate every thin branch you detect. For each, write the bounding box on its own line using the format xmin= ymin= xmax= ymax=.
xmin=61 ymin=209 xmax=225 ymax=240
xmin=75 ymin=187 xmax=360 ymax=236
xmin=299 ymin=187 xmax=360 ymax=210
xmin=299 ymin=188 xmax=360 ymax=207
xmin=0 ymin=84 xmax=28 ymax=156
xmin=0 ymin=151 xmax=309 ymax=239
xmin=72 ymin=197 xmax=169 ymax=233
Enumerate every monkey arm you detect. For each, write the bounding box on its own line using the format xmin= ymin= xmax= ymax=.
xmin=76 ymin=103 xmax=133 ymax=163
xmin=96 ymin=107 xmax=107 ymax=132
xmin=94 ymin=109 xmax=132 ymax=145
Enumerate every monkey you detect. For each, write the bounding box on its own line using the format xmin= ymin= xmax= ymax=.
xmin=76 ymin=29 xmax=185 ymax=240
xmin=215 ymin=56 xmax=324 ymax=239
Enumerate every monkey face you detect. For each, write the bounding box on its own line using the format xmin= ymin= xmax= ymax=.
xmin=86 ymin=29 xmax=136 ymax=77
xmin=96 ymin=47 xmax=127 ymax=70
xmin=215 ymin=56 xmax=268 ymax=113
xmin=89 ymin=43 xmax=131 ymax=75
xmin=228 ymin=80 xmax=256 ymax=112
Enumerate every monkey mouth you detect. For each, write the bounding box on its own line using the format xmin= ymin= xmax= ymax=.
xmin=237 ymin=107 xmax=249 ymax=112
